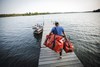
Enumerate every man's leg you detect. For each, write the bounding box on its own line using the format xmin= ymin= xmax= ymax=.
xmin=58 ymin=49 xmax=62 ymax=60
xmin=60 ymin=49 xmax=62 ymax=56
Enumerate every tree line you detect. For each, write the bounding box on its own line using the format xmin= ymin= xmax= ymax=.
xmin=0 ymin=12 xmax=50 ymax=17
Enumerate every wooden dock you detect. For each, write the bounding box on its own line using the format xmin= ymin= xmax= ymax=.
xmin=38 ymin=22 xmax=84 ymax=67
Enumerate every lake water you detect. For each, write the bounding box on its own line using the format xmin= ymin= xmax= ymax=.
xmin=0 ymin=13 xmax=100 ymax=67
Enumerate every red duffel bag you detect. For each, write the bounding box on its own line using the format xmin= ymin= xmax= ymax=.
xmin=63 ymin=39 xmax=74 ymax=53
xmin=44 ymin=34 xmax=64 ymax=53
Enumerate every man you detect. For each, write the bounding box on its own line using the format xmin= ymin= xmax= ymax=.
xmin=49 ymin=21 xmax=67 ymax=59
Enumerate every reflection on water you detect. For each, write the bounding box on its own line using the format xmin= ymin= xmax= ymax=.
xmin=0 ymin=16 xmax=43 ymax=67
xmin=33 ymin=32 xmax=42 ymax=42
xmin=0 ymin=13 xmax=100 ymax=67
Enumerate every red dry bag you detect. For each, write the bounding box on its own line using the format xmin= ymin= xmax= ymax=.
xmin=63 ymin=39 xmax=74 ymax=53
xmin=44 ymin=34 xmax=64 ymax=53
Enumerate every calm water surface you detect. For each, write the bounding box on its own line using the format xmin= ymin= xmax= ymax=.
xmin=0 ymin=13 xmax=100 ymax=67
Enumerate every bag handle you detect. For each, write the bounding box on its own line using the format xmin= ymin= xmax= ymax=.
xmin=52 ymin=27 xmax=57 ymax=49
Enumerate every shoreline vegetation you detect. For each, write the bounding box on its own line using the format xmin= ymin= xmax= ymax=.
xmin=0 ymin=9 xmax=100 ymax=17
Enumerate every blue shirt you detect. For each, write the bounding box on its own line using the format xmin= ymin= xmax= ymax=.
xmin=51 ymin=26 xmax=64 ymax=35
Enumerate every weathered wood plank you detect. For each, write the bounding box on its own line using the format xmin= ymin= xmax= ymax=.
xmin=39 ymin=61 xmax=82 ymax=67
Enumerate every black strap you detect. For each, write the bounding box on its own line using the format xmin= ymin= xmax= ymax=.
xmin=55 ymin=27 xmax=58 ymax=34
xmin=52 ymin=27 xmax=57 ymax=49
xmin=52 ymin=27 xmax=58 ymax=35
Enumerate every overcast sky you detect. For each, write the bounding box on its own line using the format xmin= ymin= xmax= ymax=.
xmin=0 ymin=0 xmax=100 ymax=14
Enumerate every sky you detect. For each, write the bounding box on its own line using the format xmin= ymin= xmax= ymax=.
xmin=0 ymin=0 xmax=100 ymax=14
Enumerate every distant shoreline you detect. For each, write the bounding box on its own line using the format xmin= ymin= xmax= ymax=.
xmin=0 ymin=11 xmax=100 ymax=17
xmin=0 ymin=12 xmax=50 ymax=17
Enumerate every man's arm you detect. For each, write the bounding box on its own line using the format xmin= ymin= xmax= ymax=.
xmin=62 ymin=27 xmax=67 ymax=40
xmin=49 ymin=32 xmax=52 ymax=35
xmin=62 ymin=31 xmax=67 ymax=40
xmin=49 ymin=27 xmax=54 ymax=35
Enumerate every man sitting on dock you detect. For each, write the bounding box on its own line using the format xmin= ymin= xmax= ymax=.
xmin=49 ymin=21 xmax=67 ymax=59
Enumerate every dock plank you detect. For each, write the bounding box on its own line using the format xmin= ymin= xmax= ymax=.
xmin=38 ymin=22 xmax=84 ymax=67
